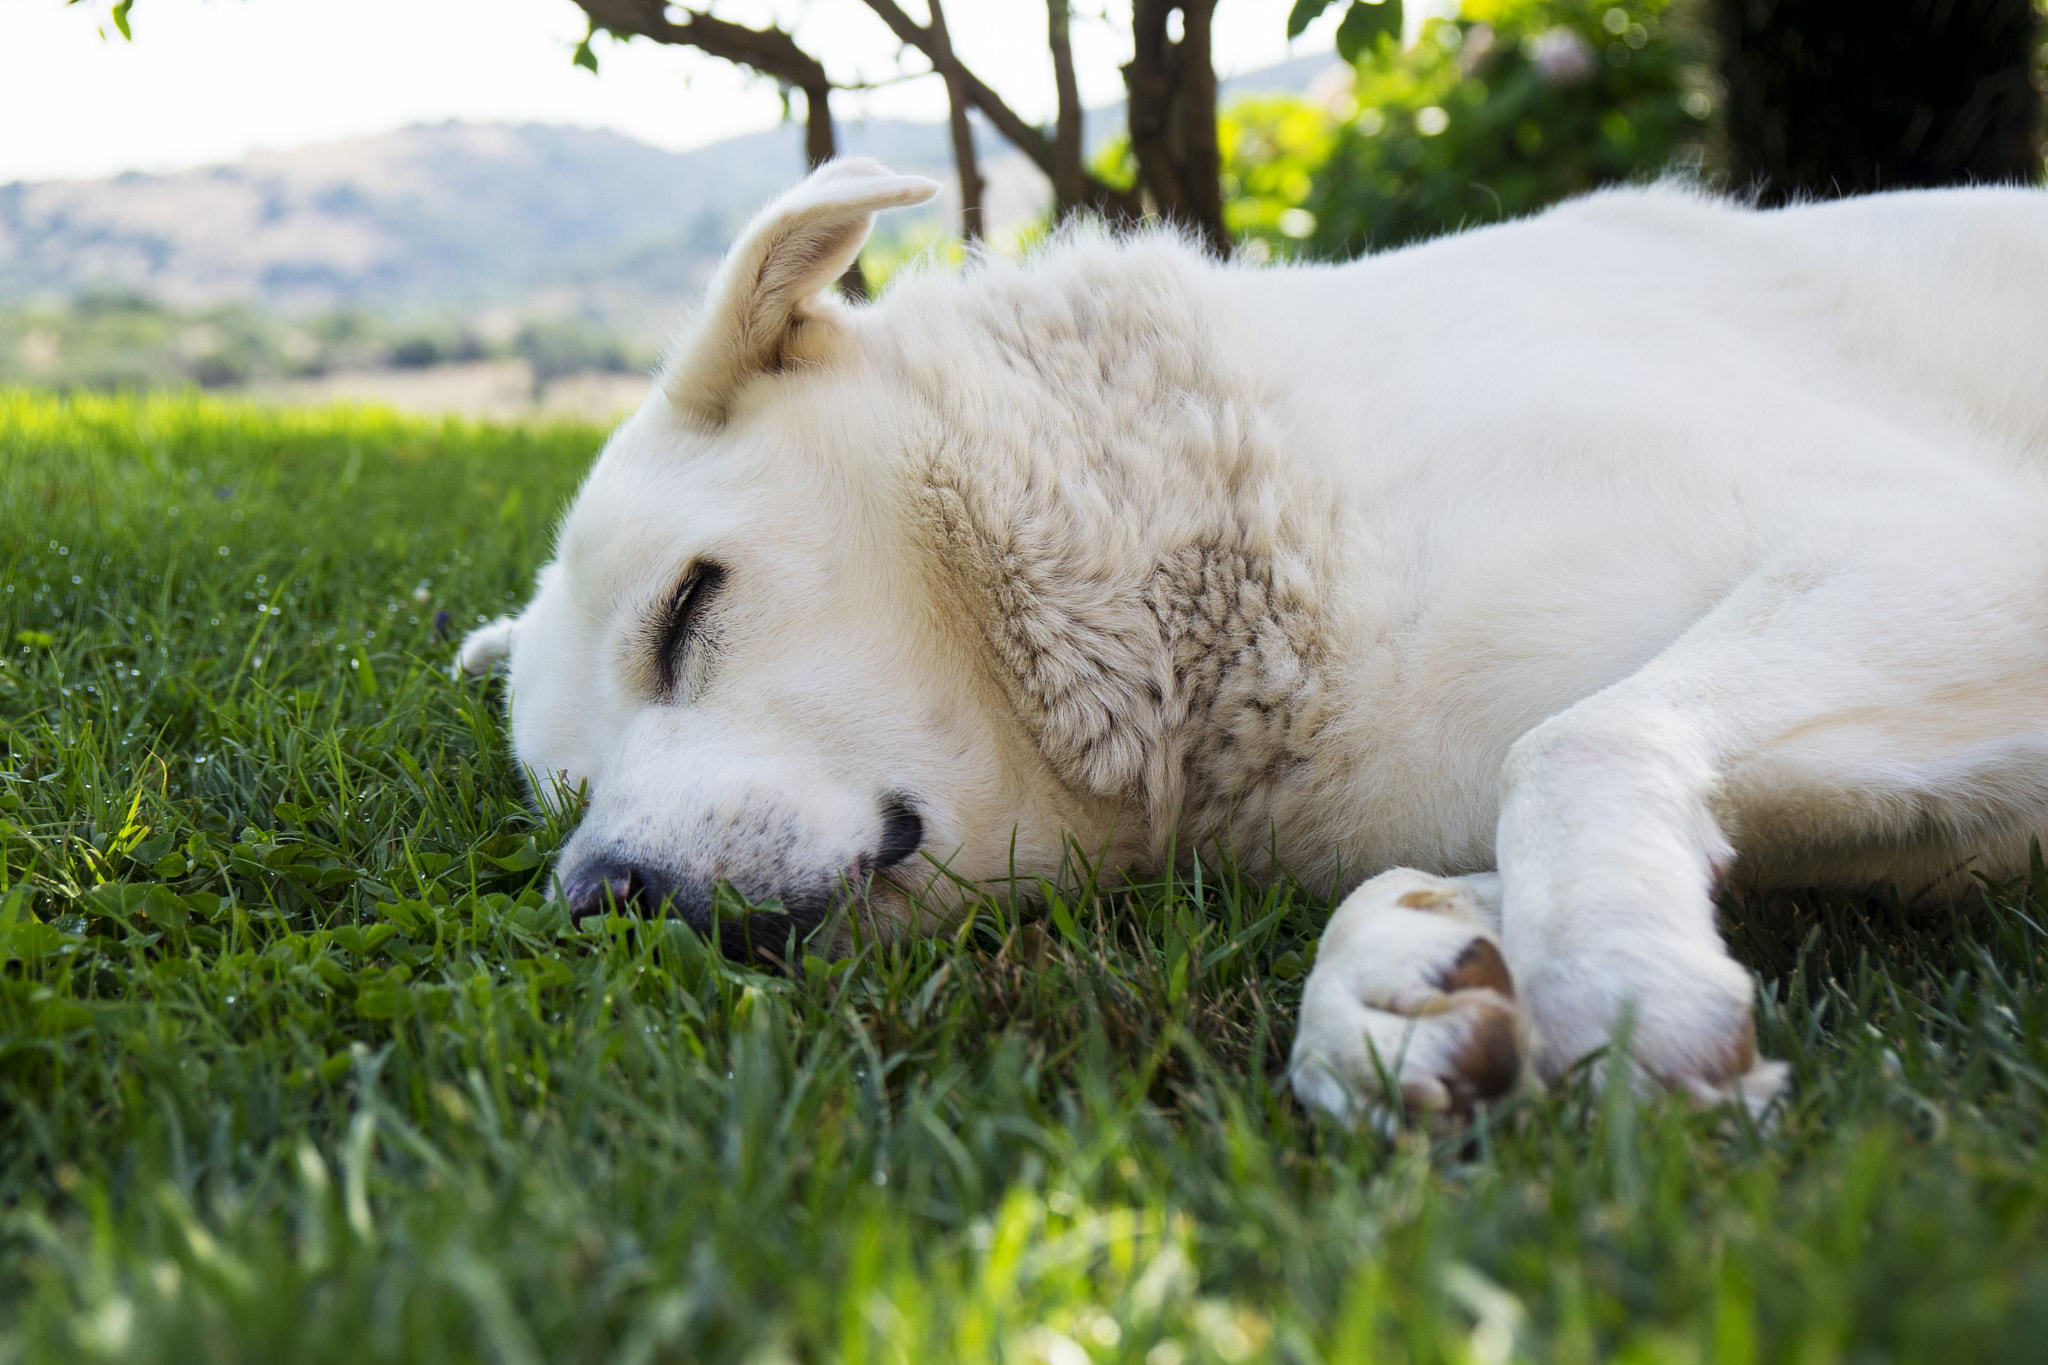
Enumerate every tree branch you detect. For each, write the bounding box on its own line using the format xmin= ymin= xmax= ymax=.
xmin=570 ymin=0 xmax=867 ymax=292
xmin=572 ymin=1 xmax=836 ymax=165
xmin=925 ymin=0 xmax=984 ymax=239
xmin=1047 ymin=0 xmax=1085 ymax=217
xmin=857 ymin=0 xmax=1141 ymax=222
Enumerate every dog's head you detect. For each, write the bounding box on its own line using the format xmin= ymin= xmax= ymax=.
xmin=460 ymin=160 xmax=1140 ymax=950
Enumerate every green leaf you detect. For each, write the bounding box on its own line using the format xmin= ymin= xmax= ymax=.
xmin=112 ymin=0 xmax=133 ymax=41
xmin=1047 ymin=895 xmax=1081 ymax=946
xmin=140 ymin=886 xmax=188 ymax=929
xmin=81 ymin=882 xmax=152 ymax=918
xmin=263 ymin=842 xmax=306 ymax=870
xmin=509 ymin=901 xmax=570 ymax=942
xmin=1286 ymin=0 xmax=1339 ymax=40
xmin=38 ymin=1000 xmax=94 ymax=1036
xmin=571 ymin=30 xmax=599 ymax=74
xmin=394 ymin=747 xmax=428 ymax=794
xmin=333 ymin=922 xmax=399 ymax=957
xmin=377 ymin=899 xmax=432 ymax=937
xmin=514 ymin=957 xmax=573 ymax=990
xmin=355 ymin=966 xmax=413 ymax=1019
xmin=15 ymin=630 xmax=54 ymax=649
xmin=351 ymin=642 xmax=379 ymax=698
xmin=1335 ymin=0 xmax=1401 ymax=63
xmin=0 ymin=888 xmax=37 ymax=965
xmin=484 ymin=837 xmax=542 ymax=872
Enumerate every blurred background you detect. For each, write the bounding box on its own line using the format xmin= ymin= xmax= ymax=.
xmin=4 ymin=0 xmax=2044 ymax=419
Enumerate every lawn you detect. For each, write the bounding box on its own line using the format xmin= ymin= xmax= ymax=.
xmin=3 ymin=389 xmax=2047 ymax=1363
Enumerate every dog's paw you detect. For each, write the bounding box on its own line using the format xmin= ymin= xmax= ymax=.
xmin=1683 ymin=1054 xmax=1790 ymax=1118
xmin=1290 ymin=869 xmax=1529 ymax=1123
xmin=1654 ymin=1006 xmax=1789 ymax=1119
xmin=1522 ymin=939 xmax=1787 ymax=1119
xmin=455 ymin=615 xmax=514 ymax=681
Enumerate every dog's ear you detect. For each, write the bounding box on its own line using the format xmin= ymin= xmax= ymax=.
xmin=662 ymin=158 xmax=939 ymax=426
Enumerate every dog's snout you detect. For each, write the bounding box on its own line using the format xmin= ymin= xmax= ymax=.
xmin=564 ymin=865 xmax=639 ymax=917
xmin=562 ymin=862 xmax=698 ymax=918
xmin=874 ymin=797 xmax=923 ymax=871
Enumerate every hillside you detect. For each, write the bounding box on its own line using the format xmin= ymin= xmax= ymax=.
xmin=0 ymin=54 xmax=1340 ymax=343
xmin=0 ymin=120 xmax=964 ymax=339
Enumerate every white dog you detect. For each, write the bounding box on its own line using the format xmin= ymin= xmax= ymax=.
xmin=462 ymin=159 xmax=2048 ymax=1122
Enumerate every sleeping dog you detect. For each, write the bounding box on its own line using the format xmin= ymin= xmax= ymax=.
xmin=463 ymin=160 xmax=2048 ymax=1120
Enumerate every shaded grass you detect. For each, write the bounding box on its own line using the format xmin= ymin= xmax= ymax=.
xmin=3 ymin=389 xmax=2047 ymax=1362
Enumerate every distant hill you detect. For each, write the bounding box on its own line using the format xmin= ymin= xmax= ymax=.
xmin=0 ymin=121 xmax=957 ymax=339
xmin=0 ymin=54 xmax=1340 ymax=343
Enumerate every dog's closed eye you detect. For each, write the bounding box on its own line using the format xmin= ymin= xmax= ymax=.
xmin=654 ymin=560 xmax=725 ymax=697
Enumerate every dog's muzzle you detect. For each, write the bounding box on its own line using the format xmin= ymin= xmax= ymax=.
xmin=558 ymin=796 xmax=924 ymax=960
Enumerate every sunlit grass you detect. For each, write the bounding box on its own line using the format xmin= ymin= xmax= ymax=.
xmin=2 ymin=388 xmax=2046 ymax=1362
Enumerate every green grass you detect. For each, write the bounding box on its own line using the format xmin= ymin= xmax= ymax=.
xmin=3 ymin=389 xmax=2048 ymax=1363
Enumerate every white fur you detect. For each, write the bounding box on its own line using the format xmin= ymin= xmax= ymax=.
xmin=464 ymin=160 xmax=2048 ymax=1118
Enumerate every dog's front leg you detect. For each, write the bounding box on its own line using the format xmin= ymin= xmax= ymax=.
xmin=1480 ymin=550 xmax=1962 ymax=1113
xmin=1495 ymin=697 xmax=1785 ymax=1112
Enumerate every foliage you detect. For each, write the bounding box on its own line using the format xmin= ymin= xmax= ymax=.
xmin=1220 ymin=97 xmax=1342 ymax=263
xmin=1088 ymin=96 xmax=1339 ymax=265
xmin=1287 ymin=0 xmax=1406 ymax=63
xmin=3 ymin=391 xmax=2048 ymax=1358
xmin=0 ymin=296 xmax=649 ymax=394
xmin=857 ymin=219 xmax=970 ymax=298
xmin=511 ymin=319 xmax=639 ymax=384
xmin=0 ymin=294 xmax=307 ymax=393
xmin=1306 ymin=0 xmax=1713 ymax=256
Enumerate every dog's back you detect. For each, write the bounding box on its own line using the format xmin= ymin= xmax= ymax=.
xmin=1730 ymin=187 xmax=2048 ymax=461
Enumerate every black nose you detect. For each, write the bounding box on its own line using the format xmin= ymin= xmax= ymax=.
xmin=874 ymin=797 xmax=923 ymax=871
xmin=564 ymin=864 xmax=655 ymax=918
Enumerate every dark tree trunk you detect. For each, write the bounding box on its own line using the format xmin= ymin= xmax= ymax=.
xmin=1718 ymin=0 xmax=2044 ymax=204
xmin=798 ymin=82 xmax=837 ymax=172
xmin=1048 ymin=0 xmax=1085 ymax=218
xmin=927 ymin=0 xmax=985 ymax=241
xmin=1124 ymin=0 xmax=1231 ymax=256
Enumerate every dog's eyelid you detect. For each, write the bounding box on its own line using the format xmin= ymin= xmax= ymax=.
xmin=653 ymin=559 xmax=726 ymax=696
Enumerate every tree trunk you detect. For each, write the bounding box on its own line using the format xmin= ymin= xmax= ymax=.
xmin=1048 ymin=0 xmax=1085 ymax=218
xmin=926 ymin=0 xmax=985 ymax=241
xmin=1717 ymin=0 xmax=2044 ymax=204
xmin=1124 ymin=0 xmax=1230 ymax=256
xmin=799 ymin=81 xmax=837 ymax=172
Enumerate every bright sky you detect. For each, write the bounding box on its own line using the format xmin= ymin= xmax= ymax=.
xmin=4 ymin=0 xmax=1344 ymax=184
